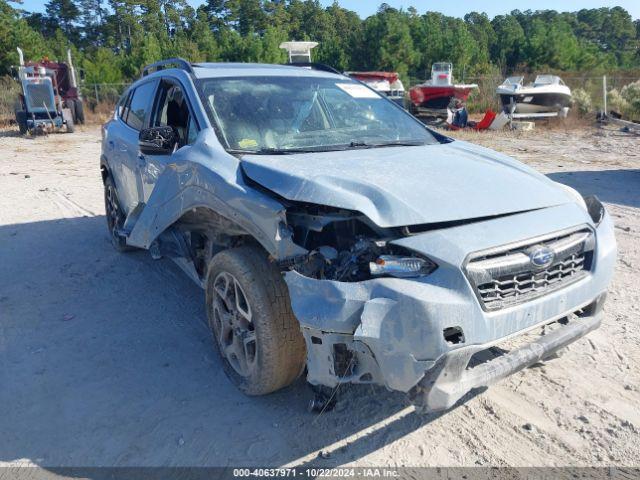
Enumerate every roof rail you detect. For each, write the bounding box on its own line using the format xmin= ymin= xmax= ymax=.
xmin=141 ymin=58 xmax=194 ymax=78
xmin=287 ymin=62 xmax=343 ymax=75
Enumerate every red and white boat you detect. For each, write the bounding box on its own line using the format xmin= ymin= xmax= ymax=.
xmin=347 ymin=71 xmax=406 ymax=107
xmin=409 ymin=63 xmax=477 ymax=116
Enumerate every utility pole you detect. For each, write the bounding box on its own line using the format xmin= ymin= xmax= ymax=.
xmin=602 ymin=75 xmax=607 ymax=115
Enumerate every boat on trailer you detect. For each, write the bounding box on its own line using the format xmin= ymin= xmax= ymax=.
xmin=409 ymin=63 xmax=477 ymax=116
xmin=496 ymin=75 xmax=572 ymax=117
xmin=347 ymin=71 xmax=406 ymax=107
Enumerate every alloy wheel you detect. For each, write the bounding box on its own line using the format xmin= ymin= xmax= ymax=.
xmin=104 ymin=183 xmax=123 ymax=243
xmin=210 ymin=271 xmax=257 ymax=377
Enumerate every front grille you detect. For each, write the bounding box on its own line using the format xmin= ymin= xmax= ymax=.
xmin=465 ymin=228 xmax=595 ymax=311
xmin=25 ymin=82 xmax=55 ymax=112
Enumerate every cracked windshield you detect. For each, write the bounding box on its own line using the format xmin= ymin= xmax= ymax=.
xmin=198 ymin=76 xmax=438 ymax=153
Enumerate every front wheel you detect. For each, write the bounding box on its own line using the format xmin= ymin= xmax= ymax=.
xmin=205 ymin=246 xmax=306 ymax=396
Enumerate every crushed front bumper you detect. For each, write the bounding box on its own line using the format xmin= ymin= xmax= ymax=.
xmin=284 ymin=203 xmax=617 ymax=411
xmin=409 ymin=295 xmax=605 ymax=411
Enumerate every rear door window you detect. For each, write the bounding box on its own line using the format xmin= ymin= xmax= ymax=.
xmin=125 ymin=81 xmax=156 ymax=131
xmin=117 ymin=91 xmax=131 ymax=119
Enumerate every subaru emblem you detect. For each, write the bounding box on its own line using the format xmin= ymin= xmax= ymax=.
xmin=530 ymin=246 xmax=555 ymax=268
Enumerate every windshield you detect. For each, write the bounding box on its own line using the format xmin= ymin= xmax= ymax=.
xmin=197 ymin=76 xmax=439 ymax=153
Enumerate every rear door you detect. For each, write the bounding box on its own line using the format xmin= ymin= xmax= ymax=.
xmin=104 ymin=90 xmax=132 ymax=211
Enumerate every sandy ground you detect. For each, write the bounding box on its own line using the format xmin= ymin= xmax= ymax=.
xmin=0 ymin=124 xmax=639 ymax=469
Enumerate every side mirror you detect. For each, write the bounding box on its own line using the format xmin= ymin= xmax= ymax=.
xmin=139 ymin=126 xmax=178 ymax=155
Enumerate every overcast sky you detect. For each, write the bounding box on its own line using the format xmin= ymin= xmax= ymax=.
xmin=16 ymin=0 xmax=640 ymax=19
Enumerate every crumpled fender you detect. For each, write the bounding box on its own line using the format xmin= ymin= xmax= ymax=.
xmin=125 ymin=131 xmax=307 ymax=260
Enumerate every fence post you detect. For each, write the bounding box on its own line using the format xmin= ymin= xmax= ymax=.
xmin=603 ymin=75 xmax=607 ymax=115
xmin=94 ymin=84 xmax=100 ymax=104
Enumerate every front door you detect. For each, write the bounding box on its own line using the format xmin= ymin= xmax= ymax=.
xmin=140 ymin=79 xmax=199 ymax=203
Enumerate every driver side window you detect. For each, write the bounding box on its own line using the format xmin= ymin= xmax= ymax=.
xmin=151 ymin=81 xmax=198 ymax=147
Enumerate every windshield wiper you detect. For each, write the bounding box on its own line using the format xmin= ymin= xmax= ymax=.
xmin=254 ymin=147 xmax=319 ymax=154
xmin=230 ymin=146 xmax=346 ymax=155
xmin=363 ymin=140 xmax=426 ymax=148
xmin=228 ymin=140 xmax=426 ymax=156
xmin=339 ymin=140 xmax=426 ymax=149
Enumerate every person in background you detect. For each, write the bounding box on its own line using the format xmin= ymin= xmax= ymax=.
xmin=451 ymin=99 xmax=468 ymax=128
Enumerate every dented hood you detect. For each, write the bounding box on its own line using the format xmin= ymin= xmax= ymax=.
xmin=241 ymin=141 xmax=572 ymax=228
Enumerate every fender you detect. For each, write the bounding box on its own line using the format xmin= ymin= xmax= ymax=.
xmin=125 ymin=160 xmax=307 ymax=260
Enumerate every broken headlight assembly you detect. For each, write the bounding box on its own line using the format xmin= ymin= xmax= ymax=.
xmin=556 ymin=183 xmax=606 ymax=227
xmin=369 ymin=254 xmax=437 ymax=278
xmin=583 ymin=195 xmax=605 ymax=226
xmin=282 ymin=204 xmax=438 ymax=281
xmin=293 ymin=240 xmax=438 ymax=281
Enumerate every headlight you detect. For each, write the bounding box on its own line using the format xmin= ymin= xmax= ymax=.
xmin=584 ymin=195 xmax=605 ymax=226
xmin=369 ymin=255 xmax=437 ymax=278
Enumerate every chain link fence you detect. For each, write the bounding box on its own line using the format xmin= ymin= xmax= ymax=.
xmin=56 ymin=76 xmax=640 ymax=117
xmin=2 ymin=75 xmax=639 ymax=125
xmin=80 ymin=83 xmax=131 ymax=108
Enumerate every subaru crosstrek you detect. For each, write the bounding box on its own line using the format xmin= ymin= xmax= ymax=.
xmin=100 ymin=59 xmax=616 ymax=411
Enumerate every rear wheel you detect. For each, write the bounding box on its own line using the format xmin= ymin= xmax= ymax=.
xmin=205 ymin=246 xmax=306 ymax=395
xmin=70 ymin=99 xmax=85 ymax=124
xmin=15 ymin=111 xmax=27 ymax=134
xmin=104 ymin=176 xmax=131 ymax=252
xmin=65 ymin=113 xmax=75 ymax=133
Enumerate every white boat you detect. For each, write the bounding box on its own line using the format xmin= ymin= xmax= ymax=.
xmin=497 ymin=75 xmax=572 ymax=115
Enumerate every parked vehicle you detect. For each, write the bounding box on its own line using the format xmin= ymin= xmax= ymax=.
xmin=497 ymin=75 xmax=572 ymax=116
xmin=347 ymin=71 xmax=406 ymax=107
xmin=409 ymin=62 xmax=477 ymax=117
xmin=13 ymin=47 xmax=84 ymax=134
xmin=101 ymin=59 xmax=616 ymax=412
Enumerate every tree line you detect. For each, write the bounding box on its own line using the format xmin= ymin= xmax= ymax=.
xmin=1 ymin=0 xmax=639 ymax=85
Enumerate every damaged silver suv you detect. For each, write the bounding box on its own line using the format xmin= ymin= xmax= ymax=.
xmin=101 ymin=59 xmax=616 ymax=412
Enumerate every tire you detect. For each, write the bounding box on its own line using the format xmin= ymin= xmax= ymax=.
xmin=67 ymin=99 xmax=77 ymax=124
xmin=15 ymin=111 xmax=27 ymax=134
xmin=65 ymin=113 xmax=75 ymax=133
xmin=205 ymin=246 xmax=306 ymax=396
xmin=73 ymin=99 xmax=85 ymax=124
xmin=104 ymin=175 xmax=132 ymax=252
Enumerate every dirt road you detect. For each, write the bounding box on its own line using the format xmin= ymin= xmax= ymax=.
xmin=0 ymin=125 xmax=639 ymax=469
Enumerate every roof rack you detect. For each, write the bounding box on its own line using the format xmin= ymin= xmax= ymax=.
xmin=141 ymin=58 xmax=194 ymax=78
xmin=287 ymin=62 xmax=342 ymax=75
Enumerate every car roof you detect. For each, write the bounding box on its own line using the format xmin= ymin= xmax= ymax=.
xmin=190 ymin=62 xmax=345 ymax=80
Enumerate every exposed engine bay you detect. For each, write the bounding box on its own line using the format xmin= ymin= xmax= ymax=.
xmin=277 ymin=203 xmax=436 ymax=282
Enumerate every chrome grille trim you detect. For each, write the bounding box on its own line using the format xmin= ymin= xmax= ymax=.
xmin=465 ymin=226 xmax=595 ymax=311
